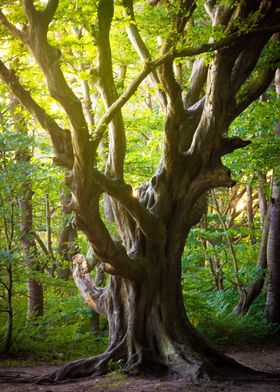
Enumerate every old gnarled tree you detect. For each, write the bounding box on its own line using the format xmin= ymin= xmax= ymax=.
xmin=0 ymin=0 xmax=279 ymax=382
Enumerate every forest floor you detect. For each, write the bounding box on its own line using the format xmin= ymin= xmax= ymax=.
xmin=0 ymin=345 xmax=280 ymax=392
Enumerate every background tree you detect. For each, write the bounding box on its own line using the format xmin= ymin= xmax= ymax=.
xmin=11 ymin=95 xmax=44 ymax=318
xmin=0 ymin=0 xmax=279 ymax=381
xmin=266 ymin=68 xmax=280 ymax=323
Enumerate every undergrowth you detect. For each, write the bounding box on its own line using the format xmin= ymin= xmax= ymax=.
xmin=1 ymin=259 xmax=279 ymax=364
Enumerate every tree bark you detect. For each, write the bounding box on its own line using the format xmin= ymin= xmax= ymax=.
xmin=19 ymin=173 xmax=44 ymax=318
xmin=3 ymin=259 xmax=13 ymax=357
xmin=257 ymin=172 xmax=268 ymax=225
xmin=56 ymin=192 xmax=78 ymax=280
xmin=246 ymin=185 xmax=256 ymax=244
xmin=41 ymin=253 xmax=250 ymax=382
xmin=11 ymin=95 xmax=44 ymax=318
xmin=266 ymin=179 xmax=280 ymax=323
xmin=266 ymin=70 xmax=280 ymax=324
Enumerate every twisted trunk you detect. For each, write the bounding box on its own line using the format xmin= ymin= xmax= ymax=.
xmin=43 ymin=249 xmax=249 ymax=382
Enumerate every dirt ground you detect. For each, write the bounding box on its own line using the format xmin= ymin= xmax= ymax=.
xmin=0 ymin=346 xmax=280 ymax=392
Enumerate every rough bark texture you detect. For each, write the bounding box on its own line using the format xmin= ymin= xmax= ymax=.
xmin=0 ymin=0 xmax=279 ymax=383
xmin=246 ymin=185 xmax=256 ymax=245
xmin=56 ymin=193 xmax=78 ymax=280
xmin=257 ymin=172 xmax=268 ymax=225
xmin=266 ymin=70 xmax=280 ymax=324
xmin=266 ymin=180 xmax=280 ymax=323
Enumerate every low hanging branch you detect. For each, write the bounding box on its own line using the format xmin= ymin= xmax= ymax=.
xmin=72 ymin=254 xmax=107 ymax=317
xmin=0 ymin=60 xmax=74 ymax=169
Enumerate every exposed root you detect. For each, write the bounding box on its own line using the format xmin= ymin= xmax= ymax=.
xmin=36 ymin=342 xmax=126 ymax=384
xmin=34 ymin=342 xmax=280 ymax=385
xmin=0 ymin=371 xmax=35 ymax=384
xmin=2 ymin=350 xmax=280 ymax=386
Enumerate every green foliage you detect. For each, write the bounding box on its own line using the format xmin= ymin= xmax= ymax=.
xmin=182 ymin=257 xmax=280 ymax=348
xmin=0 ymin=278 xmax=108 ymax=362
xmin=224 ymin=89 xmax=280 ymax=179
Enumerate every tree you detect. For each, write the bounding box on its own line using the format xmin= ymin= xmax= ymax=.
xmin=11 ymin=95 xmax=44 ymax=318
xmin=266 ymin=69 xmax=280 ymax=323
xmin=0 ymin=104 xmax=26 ymax=355
xmin=0 ymin=0 xmax=279 ymax=381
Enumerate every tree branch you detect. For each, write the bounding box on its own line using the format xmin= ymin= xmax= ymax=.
xmin=156 ymin=1 xmax=196 ymax=116
xmin=0 ymin=279 xmax=9 ymax=292
xmin=93 ymin=25 xmax=280 ymax=146
xmin=122 ymin=0 xmax=167 ymax=111
xmin=72 ymin=254 xmax=107 ymax=318
xmin=93 ymin=62 xmax=155 ymax=146
xmin=21 ymin=0 xmax=91 ymax=179
xmin=0 ymin=11 xmax=25 ymax=42
xmin=0 ymin=59 xmax=74 ymax=168
xmin=96 ymin=0 xmax=126 ymax=179
xmin=220 ymin=137 xmax=251 ymax=156
xmin=91 ymin=169 xmax=160 ymax=239
xmin=22 ymin=0 xmax=36 ymax=20
xmin=235 ymin=66 xmax=277 ymax=118
xmin=184 ymin=59 xmax=208 ymax=108
xmin=43 ymin=0 xmax=59 ymax=24
xmin=230 ymin=32 xmax=275 ymax=94
xmin=33 ymin=232 xmax=50 ymax=257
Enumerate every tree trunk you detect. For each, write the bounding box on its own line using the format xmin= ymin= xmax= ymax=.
xmin=11 ymin=95 xmax=44 ymax=318
xmin=266 ymin=70 xmax=280 ymax=324
xmin=266 ymin=177 xmax=280 ymax=323
xmin=257 ymin=173 xmax=268 ymax=225
xmin=40 ymin=251 xmax=252 ymax=383
xmin=56 ymin=221 xmax=77 ymax=280
xmin=246 ymin=185 xmax=256 ymax=245
xmin=27 ymin=278 xmax=44 ymax=317
xmin=3 ymin=259 xmax=13 ymax=357
xmin=20 ymin=194 xmax=44 ymax=318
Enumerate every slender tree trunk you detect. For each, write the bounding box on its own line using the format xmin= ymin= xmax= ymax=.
xmin=266 ymin=175 xmax=280 ymax=323
xmin=266 ymin=70 xmax=280 ymax=324
xmin=3 ymin=259 xmax=13 ymax=356
xmin=27 ymin=278 xmax=44 ymax=317
xmin=257 ymin=172 xmax=268 ymax=225
xmin=20 ymin=194 xmax=44 ymax=318
xmin=246 ymin=185 xmax=256 ymax=245
xmin=11 ymin=95 xmax=44 ymax=318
